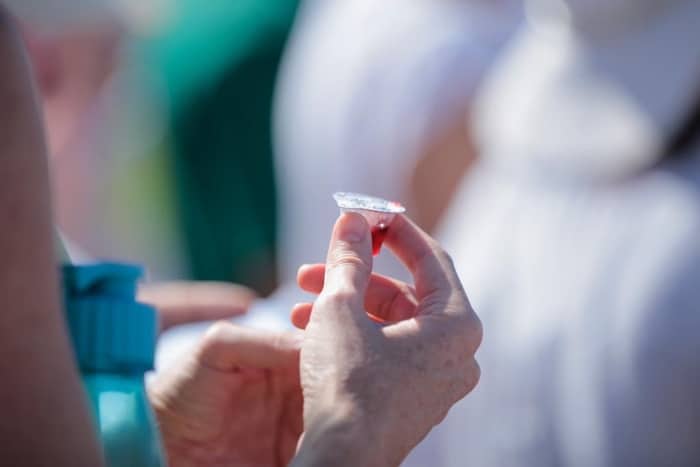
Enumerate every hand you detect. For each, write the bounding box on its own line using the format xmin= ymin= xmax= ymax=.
xmin=138 ymin=281 xmax=256 ymax=333
xmin=290 ymin=213 xmax=482 ymax=467
xmin=148 ymin=322 xmax=303 ymax=467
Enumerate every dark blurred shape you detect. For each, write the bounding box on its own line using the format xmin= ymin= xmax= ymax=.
xmin=663 ymin=90 xmax=700 ymax=162
xmin=147 ymin=0 xmax=300 ymax=294
xmin=273 ymin=0 xmax=520 ymax=300
xmin=434 ymin=1 xmax=700 ymax=466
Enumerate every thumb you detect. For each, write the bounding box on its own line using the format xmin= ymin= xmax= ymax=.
xmin=321 ymin=213 xmax=373 ymax=308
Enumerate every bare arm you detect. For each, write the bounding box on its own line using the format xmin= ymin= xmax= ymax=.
xmin=409 ymin=111 xmax=476 ymax=234
xmin=0 ymin=7 xmax=104 ymax=465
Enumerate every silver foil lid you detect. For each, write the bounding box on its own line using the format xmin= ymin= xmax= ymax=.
xmin=333 ymin=192 xmax=406 ymax=214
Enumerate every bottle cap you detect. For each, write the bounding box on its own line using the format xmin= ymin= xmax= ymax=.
xmin=62 ymin=263 xmax=157 ymax=373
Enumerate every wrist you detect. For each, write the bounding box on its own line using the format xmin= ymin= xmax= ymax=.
xmin=147 ymin=382 xmax=209 ymax=467
xmin=292 ymin=395 xmax=389 ymax=467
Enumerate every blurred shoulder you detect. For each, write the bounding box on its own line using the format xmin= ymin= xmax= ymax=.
xmin=618 ymin=152 xmax=700 ymax=352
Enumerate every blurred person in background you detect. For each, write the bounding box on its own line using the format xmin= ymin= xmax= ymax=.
xmin=272 ymin=2 xmax=520 ymax=464
xmin=1 ymin=3 xmax=484 ymax=466
xmin=9 ymin=0 xmax=260 ymax=331
xmin=274 ymin=0 xmax=521 ymax=304
xmin=157 ymin=0 xmax=520 ymax=374
xmin=16 ymin=0 xmax=299 ymax=299
xmin=284 ymin=1 xmax=700 ymax=465
xmin=137 ymin=0 xmax=299 ymax=295
xmin=429 ymin=0 xmax=700 ymax=465
xmin=17 ymin=0 xmax=185 ymax=275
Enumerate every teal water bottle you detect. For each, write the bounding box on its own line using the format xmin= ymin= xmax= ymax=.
xmin=62 ymin=263 xmax=166 ymax=467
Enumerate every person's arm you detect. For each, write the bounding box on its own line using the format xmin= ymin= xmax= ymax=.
xmin=409 ymin=113 xmax=476 ymax=233
xmin=0 ymin=6 xmax=104 ymax=465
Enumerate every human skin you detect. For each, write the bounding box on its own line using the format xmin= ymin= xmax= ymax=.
xmin=2 ymin=4 xmax=481 ymax=463
xmin=149 ymin=323 xmax=304 ymax=467
xmin=149 ymin=213 xmax=482 ymax=467
xmin=138 ymin=281 xmax=257 ymax=333
xmin=0 ymin=8 xmax=259 ymax=465
xmin=410 ymin=113 xmax=476 ymax=233
xmin=18 ymin=10 xmax=260 ymax=337
xmin=0 ymin=7 xmax=105 ymax=466
xmin=290 ymin=213 xmax=483 ymax=467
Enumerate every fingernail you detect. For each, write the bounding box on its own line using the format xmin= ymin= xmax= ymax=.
xmin=338 ymin=213 xmax=368 ymax=243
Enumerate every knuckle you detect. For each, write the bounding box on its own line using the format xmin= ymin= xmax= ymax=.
xmin=317 ymin=290 xmax=357 ymax=311
xmin=472 ymin=313 xmax=484 ymax=350
xmin=199 ymin=321 xmax=232 ymax=358
xmin=438 ymin=248 xmax=456 ymax=270
xmin=328 ymin=249 xmax=370 ymax=272
xmin=270 ymin=331 xmax=299 ymax=354
xmin=463 ymin=359 xmax=481 ymax=394
xmin=432 ymin=406 xmax=451 ymax=428
xmin=204 ymin=320 xmax=230 ymax=341
xmin=449 ymin=310 xmax=483 ymax=354
xmin=449 ymin=359 xmax=481 ymax=402
xmin=427 ymin=238 xmax=454 ymax=269
xmin=270 ymin=332 xmax=286 ymax=354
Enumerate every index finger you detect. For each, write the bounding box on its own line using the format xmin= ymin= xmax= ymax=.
xmin=198 ymin=322 xmax=302 ymax=372
xmin=383 ymin=215 xmax=463 ymax=301
xmin=138 ymin=282 xmax=256 ymax=333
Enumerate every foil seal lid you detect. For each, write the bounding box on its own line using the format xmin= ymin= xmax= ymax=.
xmin=333 ymin=192 xmax=406 ymax=214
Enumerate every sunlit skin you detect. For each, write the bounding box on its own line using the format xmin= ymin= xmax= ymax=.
xmin=148 ymin=214 xmax=483 ymax=467
xmin=138 ymin=281 xmax=256 ymax=333
xmin=0 ymin=8 xmax=105 ymax=465
xmin=3 ymin=6 xmax=483 ymax=464
xmin=289 ymin=213 xmax=483 ymax=467
xmin=149 ymin=324 xmax=303 ymax=467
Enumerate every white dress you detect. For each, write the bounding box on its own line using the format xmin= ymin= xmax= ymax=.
xmin=157 ymin=0 xmax=521 ymax=388
xmin=429 ymin=1 xmax=700 ymax=465
xmin=273 ymin=0 xmax=521 ymax=305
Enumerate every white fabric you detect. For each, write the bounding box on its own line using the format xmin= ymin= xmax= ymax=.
xmin=424 ymin=1 xmax=700 ymax=465
xmin=273 ymin=0 xmax=521 ymax=305
xmin=157 ymin=0 xmax=521 ymax=387
xmin=536 ymin=0 xmax=685 ymax=36
xmin=478 ymin=0 xmax=700 ymax=181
